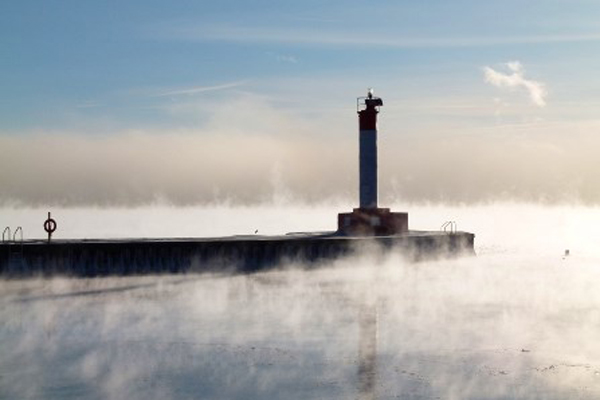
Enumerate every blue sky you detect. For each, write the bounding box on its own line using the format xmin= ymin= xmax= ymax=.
xmin=3 ymin=0 xmax=600 ymax=131
xmin=2 ymin=1 xmax=600 ymax=205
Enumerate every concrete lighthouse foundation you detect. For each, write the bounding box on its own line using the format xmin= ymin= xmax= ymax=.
xmin=338 ymin=208 xmax=408 ymax=236
xmin=338 ymin=90 xmax=409 ymax=236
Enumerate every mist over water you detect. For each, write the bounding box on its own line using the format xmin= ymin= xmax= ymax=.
xmin=2 ymin=103 xmax=600 ymax=207
xmin=2 ymin=203 xmax=600 ymax=399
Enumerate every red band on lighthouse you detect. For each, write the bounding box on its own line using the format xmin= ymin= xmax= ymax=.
xmin=359 ymin=110 xmax=377 ymax=130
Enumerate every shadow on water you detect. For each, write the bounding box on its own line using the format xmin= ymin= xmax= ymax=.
xmin=358 ymin=301 xmax=378 ymax=400
xmin=11 ymin=275 xmax=208 ymax=304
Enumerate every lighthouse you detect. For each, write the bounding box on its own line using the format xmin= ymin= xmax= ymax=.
xmin=338 ymin=90 xmax=408 ymax=236
xmin=359 ymin=89 xmax=381 ymax=209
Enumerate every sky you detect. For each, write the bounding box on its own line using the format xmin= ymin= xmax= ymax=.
xmin=1 ymin=0 xmax=600 ymax=206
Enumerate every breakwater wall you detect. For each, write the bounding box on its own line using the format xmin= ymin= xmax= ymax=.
xmin=0 ymin=231 xmax=474 ymax=278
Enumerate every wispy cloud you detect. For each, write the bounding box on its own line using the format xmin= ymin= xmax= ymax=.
xmin=168 ymin=25 xmax=600 ymax=48
xmin=265 ymin=52 xmax=298 ymax=64
xmin=155 ymin=81 xmax=247 ymax=97
xmin=276 ymin=55 xmax=297 ymax=64
xmin=483 ymin=61 xmax=547 ymax=107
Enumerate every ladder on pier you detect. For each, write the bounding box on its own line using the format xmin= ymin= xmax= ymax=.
xmin=3 ymin=226 xmax=24 ymax=274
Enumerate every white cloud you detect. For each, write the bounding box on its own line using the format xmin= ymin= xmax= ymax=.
xmin=155 ymin=81 xmax=247 ymax=97
xmin=483 ymin=61 xmax=547 ymax=107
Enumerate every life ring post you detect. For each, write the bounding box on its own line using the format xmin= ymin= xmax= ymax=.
xmin=44 ymin=211 xmax=57 ymax=243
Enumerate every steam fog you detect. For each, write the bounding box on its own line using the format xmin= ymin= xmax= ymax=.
xmin=2 ymin=203 xmax=600 ymax=399
xmin=2 ymin=96 xmax=600 ymax=207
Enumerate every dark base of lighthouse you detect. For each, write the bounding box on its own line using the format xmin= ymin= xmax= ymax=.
xmin=337 ymin=208 xmax=408 ymax=236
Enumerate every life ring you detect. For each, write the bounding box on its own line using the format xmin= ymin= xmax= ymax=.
xmin=44 ymin=218 xmax=57 ymax=234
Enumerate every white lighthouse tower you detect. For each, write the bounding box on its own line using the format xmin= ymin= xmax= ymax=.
xmin=338 ymin=90 xmax=408 ymax=236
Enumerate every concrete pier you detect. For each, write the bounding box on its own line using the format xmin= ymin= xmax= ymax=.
xmin=0 ymin=231 xmax=474 ymax=278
